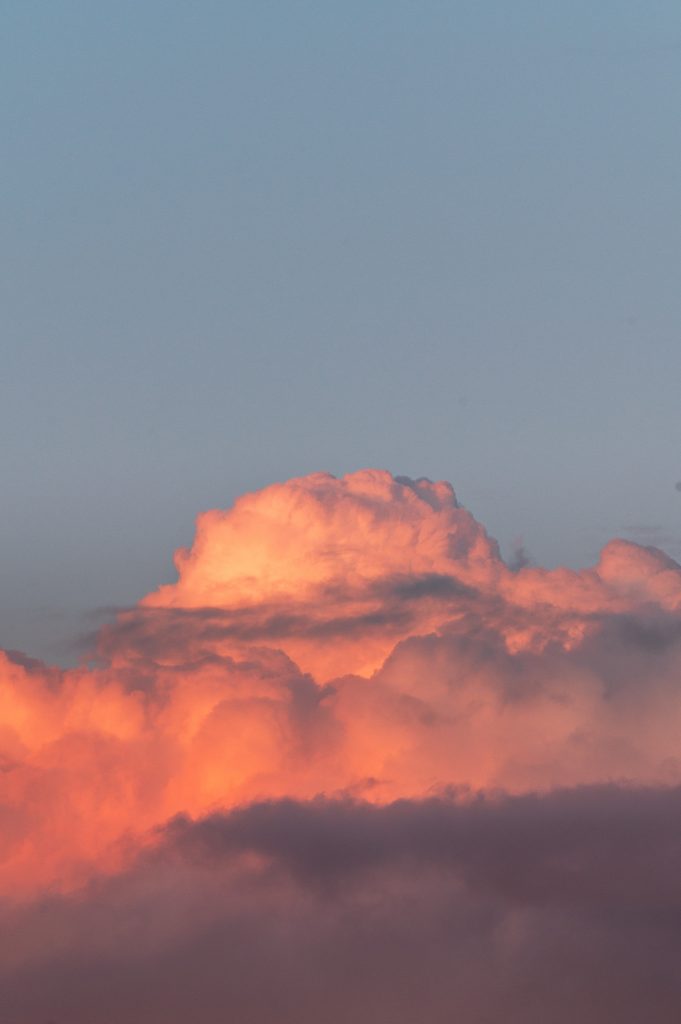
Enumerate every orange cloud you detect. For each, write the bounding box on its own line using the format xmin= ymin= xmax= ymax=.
xmin=3 ymin=469 xmax=681 ymax=896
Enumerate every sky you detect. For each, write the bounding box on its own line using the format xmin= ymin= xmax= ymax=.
xmin=3 ymin=9 xmax=681 ymax=1018
xmin=2 ymin=0 xmax=681 ymax=661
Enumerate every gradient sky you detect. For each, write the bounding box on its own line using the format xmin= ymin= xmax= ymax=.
xmin=3 ymin=0 xmax=681 ymax=661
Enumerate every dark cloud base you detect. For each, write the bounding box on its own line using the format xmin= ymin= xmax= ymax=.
xmin=4 ymin=786 xmax=681 ymax=1024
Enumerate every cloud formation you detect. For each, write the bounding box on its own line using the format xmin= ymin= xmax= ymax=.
xmin=5 ymin=791 xmax=681 ymax=1023
xmin=2 ymin=469 xmax=681 ymax=1019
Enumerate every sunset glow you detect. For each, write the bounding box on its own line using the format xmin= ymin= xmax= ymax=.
xmin=4 ymin=470 xmax=681 ymax=1020
xmin=3 ymin=470 xmax=681 ymax=899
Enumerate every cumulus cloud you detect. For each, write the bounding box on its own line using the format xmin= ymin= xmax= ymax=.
xmin=2 ymin=469 xmax=681 ymax=1018
xmin=4 ymin=470 xmax=681 ymax=889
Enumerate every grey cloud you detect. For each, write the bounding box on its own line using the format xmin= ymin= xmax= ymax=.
xmin=4 ymin=787 xmax=681 ymax=1024
xmin=508 ymin=540 xmax=533 ymax=571
xmin=91 ymin=572 xmax=480 ymax=666
xmin=162 ymin=788 xmax=681 ymax=912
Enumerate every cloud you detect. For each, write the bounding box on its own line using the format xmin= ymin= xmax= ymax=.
xmin=163 ymin=787 xmax=681 ymax=908
xmin=3 ymin=470 xmax=681 ymax=893
xmin=508 ymin=538 xmax=533 ymax=571
xmin=3 ymin=468 xmax=681 ymax=1018
xmin=3 ymin=790 xmax=681 ymax=1023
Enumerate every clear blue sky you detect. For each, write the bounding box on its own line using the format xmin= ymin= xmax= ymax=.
xmin=3 ymin=1 xmax=681 ymax=660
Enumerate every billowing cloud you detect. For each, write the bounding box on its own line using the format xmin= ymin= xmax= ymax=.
xmin=2 ymin=469 xmax=681 ymax=1019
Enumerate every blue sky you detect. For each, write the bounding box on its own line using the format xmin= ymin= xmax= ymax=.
xmin=2 ymin=1 xmax=681 ymax=660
